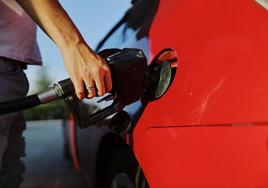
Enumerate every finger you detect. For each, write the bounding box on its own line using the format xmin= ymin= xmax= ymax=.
xmin=104 ymin=66 xmax=112 ymax=92
xmin=94 ymin=71 xmax=105 ymax=96
xmin=84 ymin=79 xmax=96 ymax=98
xmin=72 ymin=77 xmax=84 ymax=99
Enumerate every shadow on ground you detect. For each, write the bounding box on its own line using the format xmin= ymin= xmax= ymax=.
xmin=20 ymin=120 xmax=88 ymax=188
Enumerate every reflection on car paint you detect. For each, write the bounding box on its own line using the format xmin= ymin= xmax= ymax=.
xmin=255 ymin=0 xmax=268 ymax=10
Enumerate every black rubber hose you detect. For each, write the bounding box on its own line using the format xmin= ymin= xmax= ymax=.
xmin=0 ymin=95 xmax=41 ymax=115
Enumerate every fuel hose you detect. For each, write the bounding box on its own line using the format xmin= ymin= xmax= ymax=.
xmin=0 ymin=95 xmax=41 ymax=115
xmin=0 ymin=87 xmax=58 ymax=115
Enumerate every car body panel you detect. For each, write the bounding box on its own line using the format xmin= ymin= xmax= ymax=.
xmin=134 ymin=125 xmax=268 ymax=187
xmin=132 ymin=0 xmax=268 ymax=187
xmin=136 ymin=0 xmax=268 ymax=129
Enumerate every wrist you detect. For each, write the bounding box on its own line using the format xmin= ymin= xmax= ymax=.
xmin=60 ymin=40 xmax=98 ymax=65
xmin=58 ymin=34 xmax=85 ymax=52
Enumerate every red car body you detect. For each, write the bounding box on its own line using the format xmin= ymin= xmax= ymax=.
xmin=134 ymin=1 xmax=268 ymax=187
xmin=71 ymin=1 xmax=268 ymax=187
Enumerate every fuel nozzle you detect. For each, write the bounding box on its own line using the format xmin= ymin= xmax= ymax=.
xmin=60 ymin=48 xmax=178 ymax=129
xmin=62 ymin=48 xmax=148 ymax=128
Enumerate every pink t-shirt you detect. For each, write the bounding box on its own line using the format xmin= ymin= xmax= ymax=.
xmin=0 ymin=0 xmax=41 ymax=65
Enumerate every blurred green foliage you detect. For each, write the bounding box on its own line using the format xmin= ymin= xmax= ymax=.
xmin=24 ymin=100 xmax=69 ymax=120
xmin=35 ymin=67 xmax=52 ymax=92
xmin=25 ymin=67 xmax=70 ymax=120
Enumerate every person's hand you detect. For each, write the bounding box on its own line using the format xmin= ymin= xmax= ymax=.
xmin=61 ymin=42 xmax=112 ymax=99
xmin=16 ymin=0 xmax=112 ymax=99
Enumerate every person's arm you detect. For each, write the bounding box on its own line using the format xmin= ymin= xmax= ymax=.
xmin=16 ymin=0 xmax=112 ymax=99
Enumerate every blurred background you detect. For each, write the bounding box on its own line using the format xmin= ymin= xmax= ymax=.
xmin=20 ymin=1 xmax=132 ymax=187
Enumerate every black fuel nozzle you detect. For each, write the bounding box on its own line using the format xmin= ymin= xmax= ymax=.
xmin=45 ymin=48 xmax=176 ymax=129
xmin=59 ymin=48 xmax=147 ymax=128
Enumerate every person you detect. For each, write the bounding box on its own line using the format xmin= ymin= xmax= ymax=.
xmin=0 ymin=0 xmax=112 ymax=187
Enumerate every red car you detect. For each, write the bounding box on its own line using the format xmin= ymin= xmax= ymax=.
xmin=67 ymin=0 xmax=268 ymax=187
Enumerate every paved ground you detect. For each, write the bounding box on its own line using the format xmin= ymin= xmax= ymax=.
xmin=20 ymin=120 xmax=88 ymax=188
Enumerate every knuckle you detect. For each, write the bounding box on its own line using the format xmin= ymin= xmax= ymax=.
xmin=98 ymin=88 xmax=104 ymax=96
xmin=90 ymin=67 xmax=99 ymax=77
xmin=75 ymin=86 xmax=84 ymax=94
xmin=104 ymin=67 xmax=109 ymax=73
xmin=87 ymin=94 xmax=93 ymax=98
xmin=76 ymin=89 xmax=83 ymax=94
xmin=71 ymin=76 xmax=80 ymax=84
xmin=103 ymin=64 xmax=110 ymax=71
xmin=76 ymin=91 xmax=83 ymax=97
xmin=82 ymin=70 xmax=90 ymax=77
